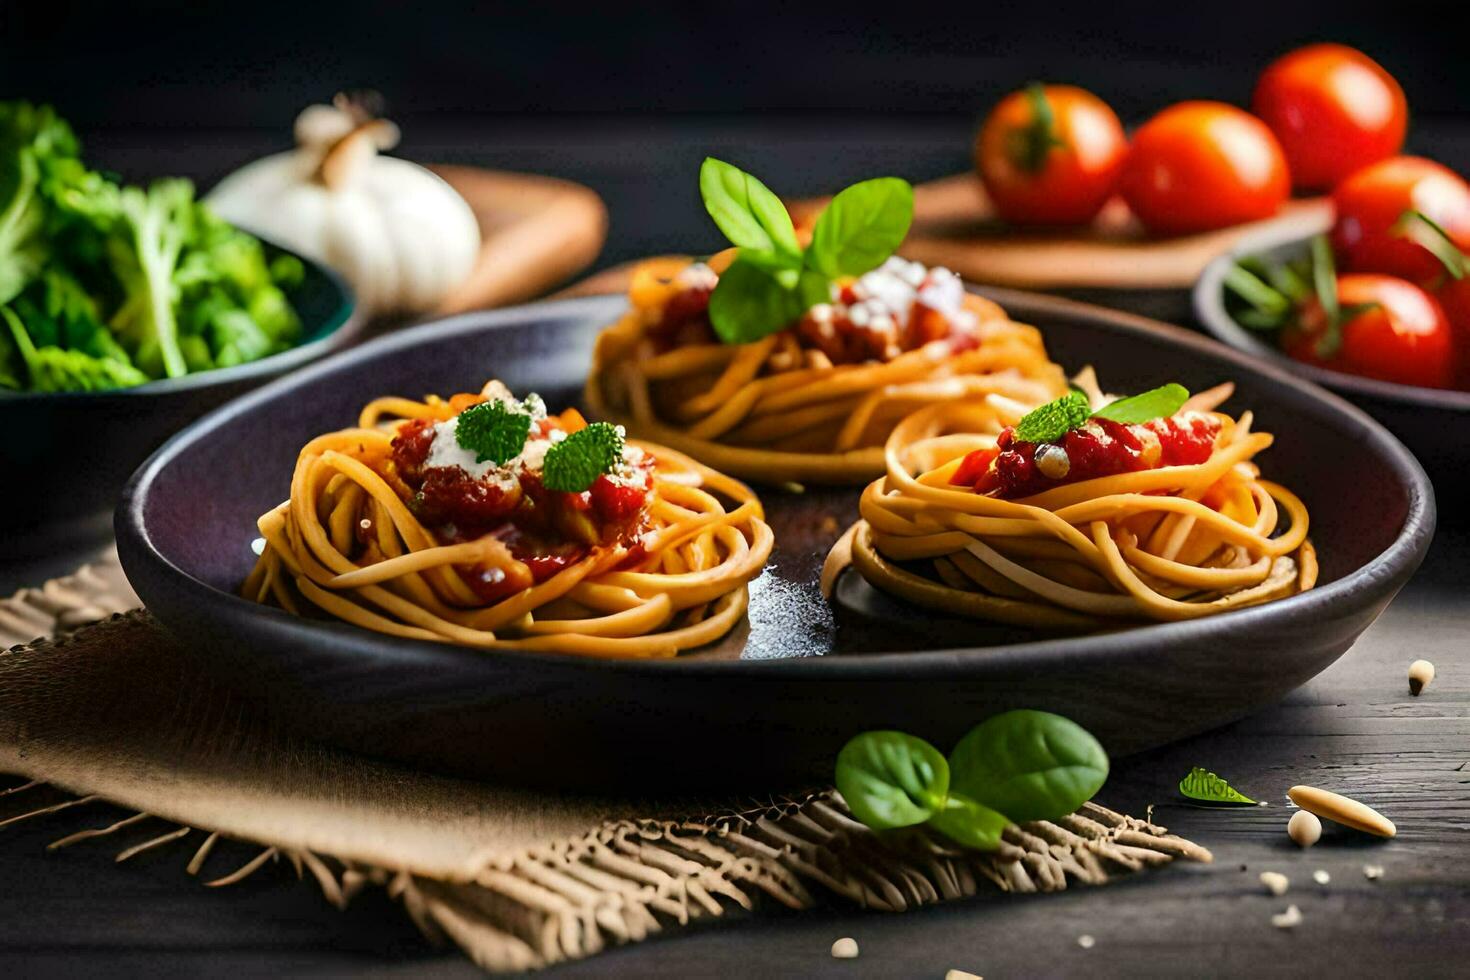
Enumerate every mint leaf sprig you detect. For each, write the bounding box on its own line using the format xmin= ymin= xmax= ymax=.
xmin=542 ymin=422 xmax=625 ymax=493
xmin=835 ymin=710 xmax=1109 ymax=851
xmin=1013 ymin=389 xmax=1091 ymax=443
xmin=699 ymin=158 xmax=914 ymax=345
xmin=455 ymin=397 xmax=535 ymax=466
xmin=1011 ymin=383 xmax=1192 ymax=444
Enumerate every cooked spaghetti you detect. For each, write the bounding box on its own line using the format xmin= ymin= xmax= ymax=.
xmin=243 ymin=381 xmax=773 ymax=658
xmin=586 ymin=253 xmax=1067 ymax=484
xmin=823 ymin=376 xmax=1316 ymax=629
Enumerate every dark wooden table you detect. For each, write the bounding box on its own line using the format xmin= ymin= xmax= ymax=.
xmin=3 ymin=117 xmax=1467 ymax=977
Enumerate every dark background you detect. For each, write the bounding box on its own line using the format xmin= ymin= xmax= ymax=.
xmin=0 ymin=1 xmax=1456 ymax=267
xmin=0 ymin=1 xmax=1460 ymax=123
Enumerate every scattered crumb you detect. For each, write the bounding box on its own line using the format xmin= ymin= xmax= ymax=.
xmin=1259 ymin=871 xmax=1289 ymax=896
xmin=250 ymin=536 xmax=266 ymax=556
xmin=818 ymin=515 xmax=840 ymax=534
xmin=1272 ymin=904 xmax=1303 ymax=929
xmin=1313 ymin=869 xmax=1331 ymax=886
xmin=1363 ymin=864 xmax=1384 ymax=881
xmin=780 ymin=481 xmax=806 ymax=495
xmin=1077 ymin=935 xmax=1096 ymax=949
xmin=945 ymin=971 xmax=982 ymax=980
xmin=831 ymin=937 xmax=859 ymax=959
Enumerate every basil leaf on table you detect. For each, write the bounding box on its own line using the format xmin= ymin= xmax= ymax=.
xmin=708 ymin=258 xmax=828 ymax=345
xmin=699 ymin=157 xmax=801 ymax=261
xmin=806 ymin=177 xmax=915 ymax=278
xmin=926 ymin=791 xmax=1010 ymax=850
xmin=1090 ymin=383 xmax=1190 ymax=425
xmin=834 ymin=730 xmax=950 ymax=830
xmin=1179 ymin=766 xmax=1258 ymax=805
xmin=946 ymin=709 xmax=1109 ymax=823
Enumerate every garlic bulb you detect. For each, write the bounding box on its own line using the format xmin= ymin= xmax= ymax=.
xmin=206 ymin=95 xmax=481 ymax=317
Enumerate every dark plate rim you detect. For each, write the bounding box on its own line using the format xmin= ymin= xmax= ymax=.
xmin=1193 ymin=218 xmax=1470 ymax=412
xmin=117 ymin=289 xmax=1437 ymax=680
xmin=0 ymin=234 xmax=360 ymax=402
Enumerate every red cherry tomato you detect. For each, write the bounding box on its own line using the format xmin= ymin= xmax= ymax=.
xmin=1119 ymin=101 xmax=1290 ymax=236
xmin=1283 ymin=274 xmax=1455 ymax=389
xmin=975 ymin=84 xmax=1128 ymax=226
xmin=1332 ymin=156 xmax=1470 ymax=282
xmin=1436 ymin=275 xmax=1470 ymax=386
xmin=1252 ymin=43 xmax=1407 ymax=192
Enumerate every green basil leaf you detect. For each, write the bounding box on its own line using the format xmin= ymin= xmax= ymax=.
xmin=835 ymin=731 xmax=950 ymax=831
xmin=699 ymin=157 xmax=800 ymax=260
xmin=1178 ymin=766 xmax=1258 ymax=805
xmin=1012 ymin=390 xmax=1091 ymax=443
xmin=1090 ymin=383 xmax=1190 ymax=425
xmin=806 ymin=177 xmax=914 ymax=278
xmin=926 ymin=791 xmax=1010 ymax=850
xmin=707 ymin=257 xmax=824 ymax=345
xmin=947 ymin=709 xmax=1109 ymax=823
xmin=794 ymin=266 xmax=833 ymax=310
xmin=737 ymin=247 xmax=808 ymax=290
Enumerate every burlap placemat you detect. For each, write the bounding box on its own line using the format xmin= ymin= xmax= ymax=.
xmin=1 ymin=555 xmax=1211 ymax=973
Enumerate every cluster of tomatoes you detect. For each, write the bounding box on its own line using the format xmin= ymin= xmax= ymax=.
xmin=1282 ymin=182 xmax=1469 ymax=391
xmin=975 ymin=43 xmax=1470 ymax=391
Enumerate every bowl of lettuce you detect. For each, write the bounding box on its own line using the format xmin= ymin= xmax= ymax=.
xmin=1 ymin=103 xmax=359 ymax=543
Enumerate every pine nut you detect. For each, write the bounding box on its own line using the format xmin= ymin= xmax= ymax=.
xmin=1034 ymin=443 xmax=1071 ymax=479
xmin=1287 ymin=785 xmax=1396 ymax=838
xmin=1408 ymin=659 xmax=1435 ymax=695
xmin=831 ymin=937 xmax=859 ymax=959
xmin=1312 ymin=869 xmax=1331 ymax=885
xmin=1288 ymin=809 xmax=1322 ymax=847
xmin=1077 ymin=935 xmax=1095 ymax=949
xmin=945 ymin=972 xmax=982 ymax=980
xmin=1259 ymin=871 xmax=1289 ymax=895
xmin=1363 ymin=864 xmax=1384 ymax=880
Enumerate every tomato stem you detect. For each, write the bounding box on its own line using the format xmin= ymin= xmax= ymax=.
xmin=1310 ymin=236 xmax=1344 ymax=360
xmin=1393 ymin=209 xmax=1467 ymax=281
xmin=1006 ymin=83 xmax=1065 ymax=175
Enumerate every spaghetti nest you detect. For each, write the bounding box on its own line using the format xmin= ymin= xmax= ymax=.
xmin=585 ymin=257 xmax=1067 ymax=485
xmin=243 ymin=389 xmax=773 ymax=658
xmin=824 ymin=384 xmax=1316 ymax=629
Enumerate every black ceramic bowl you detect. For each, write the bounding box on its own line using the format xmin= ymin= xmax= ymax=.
xmin=1194 ymin=222 xmax=1470 ymax=486
xmin=2 ymin=240 xmax=360 ymax=552
xmin=117 ymin=291 xmax=1434 ymax=792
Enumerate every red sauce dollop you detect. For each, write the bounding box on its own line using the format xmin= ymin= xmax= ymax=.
xmin=388 ymin=416 xmax=654 ymax=602
xmin=950 ymin=413 xmax=1221 ymax=499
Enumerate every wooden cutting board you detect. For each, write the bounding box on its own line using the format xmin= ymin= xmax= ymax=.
xmin=789 ymin=173 xmax=1330 ymax=291
xmin=428 ymin=165 xmax=608 ymax=315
